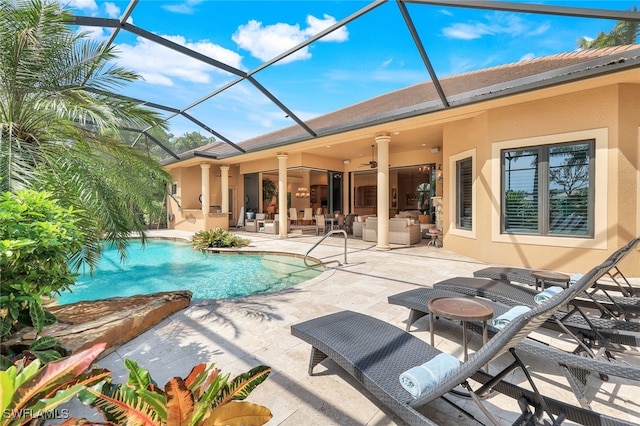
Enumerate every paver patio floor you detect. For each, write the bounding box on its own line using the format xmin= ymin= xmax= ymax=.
xmin=61 ymin=229 xmax=640 ymax=425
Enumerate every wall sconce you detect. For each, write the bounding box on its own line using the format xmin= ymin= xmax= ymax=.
xmin=296 ymin=187 xmax=309 ymax=198
xmin=435 ymin=164 xmax=443 ymax=183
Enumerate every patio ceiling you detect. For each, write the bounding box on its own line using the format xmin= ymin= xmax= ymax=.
xmin=70 ymin=1 xmax=640 ymax=163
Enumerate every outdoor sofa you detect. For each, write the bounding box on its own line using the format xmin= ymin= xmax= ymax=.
xmin=362 ymin=216 xmax=421 ymax=246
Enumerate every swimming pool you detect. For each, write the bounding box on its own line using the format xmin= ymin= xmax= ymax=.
xmin=56 ymin=239 xmax=323 ymax=305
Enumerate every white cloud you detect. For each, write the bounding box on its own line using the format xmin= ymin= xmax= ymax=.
xmin=115 ymin=35 xmax=244 ymax=87
xmin=161 ymin=0 xmax=203 ymax=15
xmin=443 ymin=13 xmax=550 ymax=40
xmin=104 ymin=2 xmax=120 ymax=18
xmin=529 ymin=22 xmax=551 ymax=36
xmin=247 ymin=110 xmax=285 ymax=129
xmin=233 ymin=20 xmax=310 ymax=63
xmin=77 ymin=25 xmax=111 ymax=41
xmin=305 ymin=14 xmax=348 ymax=42
xmin=519 ymin=52 xmax=535 ymax=61
xmin=443 ymin=23 xmax=492 ymax=40
xmin=233 ymin=14 xmax=348 ymax=64
xmin=67 ymin=0 xmax=98 ymax=11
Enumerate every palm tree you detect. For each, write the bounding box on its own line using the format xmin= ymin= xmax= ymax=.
xmin=577 ymin=6 xmax=639 ymax=48
xmin=0 ymin=0 xmax=171 ymax=269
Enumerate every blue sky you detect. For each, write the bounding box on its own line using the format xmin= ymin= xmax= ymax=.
xmin=67 ymin=0 xmax=639 ymax=141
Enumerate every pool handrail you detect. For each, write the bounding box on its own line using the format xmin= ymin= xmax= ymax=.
xmin=304 ymin=229 xmax=347 ymax=268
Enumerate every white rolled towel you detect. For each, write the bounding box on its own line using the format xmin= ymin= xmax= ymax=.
xmin=533 ymin=286 xmax=564 ymax=304
xmin=399 ymin=353 xmax=460 ymax=398
xmin=492 ymin=305 xmax=531 ymax=329
xmin=569 ymin=273 xmax=584 ymax=286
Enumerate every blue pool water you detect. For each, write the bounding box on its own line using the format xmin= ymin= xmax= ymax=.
xmin=56 ymin=240 xmax=322 ymax=305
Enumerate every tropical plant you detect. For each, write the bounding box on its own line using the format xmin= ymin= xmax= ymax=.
xmin=262 ymin=179 xmax=277 ymax=207
xmin=0 ymin=190 xmax=83 ymax=338
xmin=0 ymin=336 xmax=67 ymax=371
xmin=577 ymin=6 xmax=639 ymax=48
xmin=504 ymin=189 xmax=537 ymax=232
xmin=76 ymin=359 xmax=272 ymax=426
xmin=191 ymin=228 xmax=250 ymax=250
xmin=1 ymin=340 xmax=272 ymax=426
xmin=127 ymin=129 xmax=216 ymax=162
xmin=0 ymin=0 xmax=171 ymax=270
xmin=0 ymin=343 xmax=110 ymax=426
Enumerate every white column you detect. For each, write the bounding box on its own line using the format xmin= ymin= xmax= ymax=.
xmin=220 ymin=165 xmax=229 ymax=214
xmin=376 ymin=135 xmax=391 ymax=251
xmin=200 ymin=163 xmax=210 ymax=217
xmin=278 ymin=154 xmax=288 ymax=238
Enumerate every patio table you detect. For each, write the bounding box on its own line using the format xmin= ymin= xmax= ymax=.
xmin=428 ymin=296 xmax=494 ymax=362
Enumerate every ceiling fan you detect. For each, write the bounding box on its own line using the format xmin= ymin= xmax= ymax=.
xmin=360 ymin=145 xmax=377 ymax=169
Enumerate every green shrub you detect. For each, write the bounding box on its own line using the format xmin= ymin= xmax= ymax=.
xmin=191 ymin=228 xmax=250 ymax=250
xmin=0 ymin=190 xmax=83 ymax=337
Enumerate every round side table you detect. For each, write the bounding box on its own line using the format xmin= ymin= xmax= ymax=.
xmin=530 ymin=270 xmax=570 ymax=291
xmin=428 ymin=296 xmax=494 ymax=362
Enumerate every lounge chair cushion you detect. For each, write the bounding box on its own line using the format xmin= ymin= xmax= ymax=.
xmin=399 ymin=353 xmax=460 ymax=398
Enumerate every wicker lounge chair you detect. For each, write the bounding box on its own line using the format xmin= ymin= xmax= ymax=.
xmin=397 ymin=278 xmax=640 ymax=353
xmin=388 ymin=287 xmax=640 ymax=410
xmin=391 ymin=238 xmax=640 ymax=354
xmin=472 ymin=237 xmax=640 ymax=319
xmin=292 ymin=260 xmax=632 ymax=426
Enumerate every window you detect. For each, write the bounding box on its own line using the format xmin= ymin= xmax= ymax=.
xmin=502 ymin=140 xmax=593 ymax=237
xmin=171 ymin=182 xmax=178 ymax=195
xmin=456 ymin=158 xmax=472 ymax=230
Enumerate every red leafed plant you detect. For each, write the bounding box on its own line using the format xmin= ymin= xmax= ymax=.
xmin=72 ymin=359 xmax=272 ymax=426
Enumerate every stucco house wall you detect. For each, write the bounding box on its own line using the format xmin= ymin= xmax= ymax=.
xmin=167 ymin=164 xmax=243 ymax=231
xmin=444 ymin=83 xmax=639 ymax=274
xmin=161 ymin=47 xmax=640 ymax=275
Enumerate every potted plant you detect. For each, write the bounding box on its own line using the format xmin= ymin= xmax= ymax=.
xmin=262 ymin=179 xmax=277 ymax=216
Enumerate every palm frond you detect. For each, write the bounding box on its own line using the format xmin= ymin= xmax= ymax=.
xmin=1 ymin=0 xmax=172 ymax=272
xmin=212 ymin=366 xmax=271 ymax=409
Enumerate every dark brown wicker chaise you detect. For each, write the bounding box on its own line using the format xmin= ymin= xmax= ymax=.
xmin=471 ymin=237 xmax=640 ymax=320
xmin=292 ymin=259 xmax=633 ymax=425
xmin=426 ymin=238 xmax=640 ymax=347
xmin=388 ymin=287 xmax=640 ymax=410
xmin=387 ymin=238 xmax=640 ymax=411
xmin=430 ymin=276 xmax=640 ymax=350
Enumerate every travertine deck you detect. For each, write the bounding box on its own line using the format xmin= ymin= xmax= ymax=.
xmin=61 ymin=229 xmax=640 ymax=425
